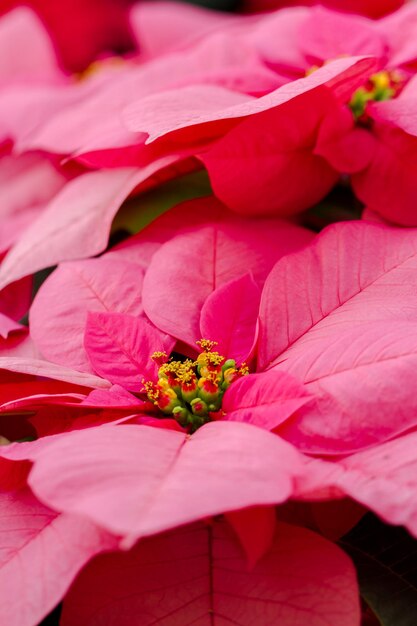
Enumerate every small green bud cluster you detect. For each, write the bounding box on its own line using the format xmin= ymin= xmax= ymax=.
xmin=349 ymin=70 xmax=403 ymax=120
xmin=143 ymin=340 xmax=249 ymax=432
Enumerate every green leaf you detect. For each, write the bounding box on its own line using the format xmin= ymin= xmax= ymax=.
xmin=341 ymin=514 xmax=417 ymax=626
xmin=112 ymin=170 xmax=212 ymax=236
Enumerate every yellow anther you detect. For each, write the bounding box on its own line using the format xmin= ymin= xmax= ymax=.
xmin=198 ymin=370 xmax=220 ymax=388
xmin=207 ymin=352 xmax=224 ymax=366
xmin=196 ymin=339 xmax=218 ymax=352
xmin=350 ymin=69 xmax=405 ymax=119
xmin=144 ymin=339 xmax=249 ymax=428
xmin=223 ymin=367 xmax=237 ymax=384
xmin=143 ymin=380 xmax=160 ymax=403
xmin=197 ymin=351 xmax=224 ymax=367
xmin=370 ymin=71 xmax=390 ymax=91
xmin=157 ymin=377 xmax=171 ymax=390
xmin=179 ymin=369 xmax=196 ymax=384
xmin=239 ymin=363 xmax=249 ymax=376
xmin=159 ymin=361 xmax=181 ymax=377
xmin=208 ymin=370 xmax=221 ymax=383
xmin=164 ymin=388 xmax=178 ymax=400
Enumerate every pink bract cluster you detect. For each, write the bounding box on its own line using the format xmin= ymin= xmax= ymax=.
xmin=0 ymin=1 xmax=417 ymax=625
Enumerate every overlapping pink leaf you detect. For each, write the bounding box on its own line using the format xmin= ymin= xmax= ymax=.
xmin=60 ymin=520 xmax=360 ymax=626
xmin=259 ymin=221 xmax=417 ymax=452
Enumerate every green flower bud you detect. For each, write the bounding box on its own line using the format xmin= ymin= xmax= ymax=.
xmin=189 ymin=415 xmax=206 ymax=432
xmin=190 ymin=398 xmax=208 ymax=417
xmin=181 ymin=381 xmax=198 ymax=403
xmin=172 ymin=405 xmax=191 ymax=427
xmin=221 ymin=359 xmax=236 ymax=374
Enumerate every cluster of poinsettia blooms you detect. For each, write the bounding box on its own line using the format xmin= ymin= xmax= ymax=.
xmin=1 ymin=0 xmax=417 ymax=624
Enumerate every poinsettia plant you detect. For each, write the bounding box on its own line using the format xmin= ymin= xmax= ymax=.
xmin=1 ymin=1 xmax=417 ymax=625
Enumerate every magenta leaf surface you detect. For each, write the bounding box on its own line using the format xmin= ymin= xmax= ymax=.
xmin=24 ymin=422 xmax=304 ymax=538
xmin=0 ymin=7 xmax=61 ymax=82
xmin=293 ymin=430 xmax=417 ymax=539
xmin=225 ymin=506 xmax=276 ymax=568
xmin=277 ymin=320 xmax=417 ymax=452
xmin=201 ymin=87 xmax=342 ymax=216
xmin=0 ymin=314 xmax=23 ymax=339
xmin=0 ymin=356 xmax=109 ymax=388
xmin=81 ymin=385 xmax=144 ymax=408
xmin=30 ymin=257 xmax=144 ymax=373
xmin=259 ymin=221 xmax=417 ymax=452
xmin=299 ymin=6 xmax=387 ymax=62
xmin=0 ymin=273 xmax=32 ymax=323
xmin=61 ymin=520 xmax=360 ymax=626
xmin=0 ymin=489 xmax=116 ymax=626
xmin=129 ymin=0 xmax=237 ymax=58
xmin=143 ymin=216 xmax=313 ymax=347
xmin=84 ymin=312 xmax=174 ymax=391
xmin=199 ymin=273 xmax=260 ymax=363
xmin=0 ymin=153 xmax=65 ymax=255
xmin=352 ymin=121 xmax=417 ymax=226
xmin=223 ymin=369 xmax=313 ymax=430
xmin=335 ymin=431 xmax=417 ymax=537
xmin=123 ymin=56 xmax=375 ymax=145
xmin=0 ymin=164 xmax=171 ymax=291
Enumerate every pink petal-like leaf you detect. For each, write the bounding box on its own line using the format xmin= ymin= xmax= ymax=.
xmin=0 ymin=154 xmax=65 ymax=254
xmin=0 ymin=274 xmax=32 ymax=322
xmin=277 ymin=321 xmax=417 ymax=452
xmin=123 ymin=83 xmax=252 ymax=142
xmin=316 ymin=124 xmax=376 ymax=175
xmin=223 ymin=369 xmax=313 ymax=430
xmin=143 ymin=212 xmax=313 ymax=347
xmin=0 ymin=356 xmax=110 ymax=388
xmin=0 ymin=79 xmax=107 ymax=153
xmin=0 ymin=488 xmax=116 ymax=626
xmin=30 ymin=257 xmax=143 ymax=372
xmin=0 ymin=392 xmax=86 ymax=414
xmin=123 ymin=56 xmax=376 ymax=145
xmin=259 ymin=222 xmax=417 ymax=368
xmin=378 ymin=3 xmax=417 ymax=68
xmin=201 ymin=87 xmax=341 ymax=216
xmin=133 ymin=415 xmax=184 ymax=432
xmin=297 ymin=431 xmax=417 ymax=539
xmin=0 ymin=331 xmax=39 ymax=362
xmin=129 ymin=0 xmax=236 ymax=58
xmin=26 ymin=421 xmax=304 ymax=538
xmin=20 ymin=28 xmax=279 ymax=159
xmin=81 ymin=385 xmax=144 ymax=408
xmin=84 ymin=312 xmax=174 ymax=391
xmin=200 ymin=273 xmax=260 ymax=363
xmin=0 ymin=8 xmax=61 ymax=83
xmin=226 ymin=506 xmax=276 ymax=568
xmin=259 ymin=222 xmax=417 ymax=452
xmin=299 ymin=6 xmax=387 ymax=64
xmin=0 ymin=162 xmax=176 ymax=291
xmin=351 ymin=121 xmax=417 ymax=226
xmin=337 ymin=431 xmax=417 ymax=536
xmin=61 ymin=520 xmax=360 ymax=626
xmin=0 ymin=314 xmax=23 ymax=339
xmin=0 ymin=381 xmax=85 ymax=407
xmin=253 ymin=6 xmax=309 ymax=76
